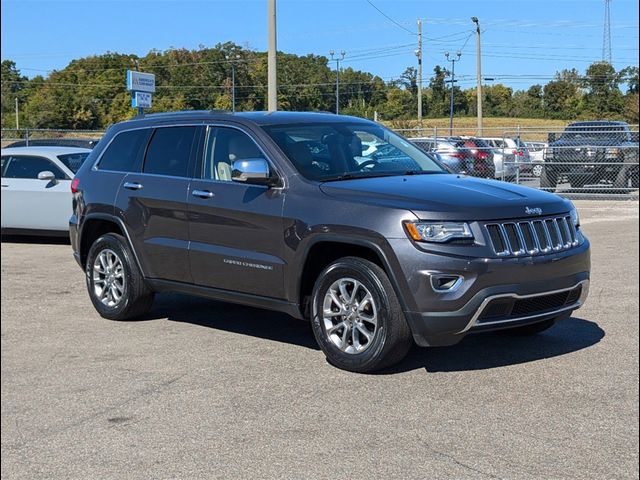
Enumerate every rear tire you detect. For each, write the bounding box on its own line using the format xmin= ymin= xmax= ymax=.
xmin=310 ymin=257 xmax=412 ymax=373
xmin=85 ymin=233 xmax=154 ymax=320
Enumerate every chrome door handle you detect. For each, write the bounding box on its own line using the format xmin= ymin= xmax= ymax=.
xmin=192 ymin=189 xmax=214 ymax=199
xmin=123 ymin=182 xmax=143 ymax=190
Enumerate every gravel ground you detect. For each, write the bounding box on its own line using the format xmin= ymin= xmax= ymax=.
xmin=1 ymin=200 xmax=638 ymax=479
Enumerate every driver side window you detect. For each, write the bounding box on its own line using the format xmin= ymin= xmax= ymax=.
xmin=202 ymin=127 xmax=266 ymax=182
xmin=3 ymin=155 xmax=66 ymax=179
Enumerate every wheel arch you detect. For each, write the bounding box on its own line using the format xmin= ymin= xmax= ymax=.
xmin=296 ymin=236 xmax=411 ymax=319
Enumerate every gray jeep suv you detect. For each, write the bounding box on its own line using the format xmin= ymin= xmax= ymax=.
xmin=70 ymin=111 xmax=590 ymax=373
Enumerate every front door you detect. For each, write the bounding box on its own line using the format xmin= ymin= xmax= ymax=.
xmin=188 ymin=126 xmax=286 ymax=299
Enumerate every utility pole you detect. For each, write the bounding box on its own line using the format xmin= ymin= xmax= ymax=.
xmin=416 ymin=19 xmax=423 ymax=123
xmin=329 ymin=50 xmax=346 ymax=114
xmin=445 ymin=51 xmax=461 ymax=135
xmin=15 ymin=97 xmax=19 ymax=129
xmin=226 ymin=54 xmax=241 ymax=112
xmin=267 ymin=0 xmax=278 ymax=111
xmin=472 ymin=16 xmax=482 ymax=137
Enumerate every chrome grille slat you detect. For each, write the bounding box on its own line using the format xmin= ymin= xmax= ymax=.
xmin=485 ymin=215 xmax=579 ymax=256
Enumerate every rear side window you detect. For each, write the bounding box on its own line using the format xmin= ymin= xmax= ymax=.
xmin=3 ymin=155 xmax=66 ymax=179
xmin=143 ymin=127 xmax=197 ymax=177
xmin=57 ymin=152 xmax=90 ymax=173
xmin=98 ymin=128 xmax=151 ymax=172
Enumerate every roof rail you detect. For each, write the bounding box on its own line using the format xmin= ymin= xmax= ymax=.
xmin=141 ymin=109 xmax=230 ymax=118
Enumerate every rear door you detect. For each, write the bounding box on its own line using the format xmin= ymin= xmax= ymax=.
xmin=187 ymin=125 xmax=286 ymax=298
xmin=1 ymin=154 xmax=71 ymax=230
xmin=116 ymin=125 xmax=201 ymax=283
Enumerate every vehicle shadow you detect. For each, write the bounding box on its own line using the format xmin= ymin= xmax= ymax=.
xmin=141 ymin=294 xmax=603 ymax=372
xmin=142 ymin=293 xmax=320 ymax=350
xmin=379 ymin=317 xmax=604 ymax=374
xmin=1 ymin=234 xmax=70 ymax=245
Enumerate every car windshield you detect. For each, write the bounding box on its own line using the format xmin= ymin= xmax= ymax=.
xmin=262 ymin=122 xmax=446 ymax=181
xmin=57 ymin=152 xmax=90 ymax=173
xmin=560 ymin=124 xmax=628 ymax=141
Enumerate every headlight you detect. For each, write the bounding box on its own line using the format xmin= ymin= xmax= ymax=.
xmin=404 ymin=221 xmax=474 ymax=243
xmin=569 ymin=204 xmax=580 ymax=228
xmin=545 ymin=148 xmax=554 ymax=160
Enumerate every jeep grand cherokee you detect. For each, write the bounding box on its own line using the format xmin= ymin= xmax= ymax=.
xmin=70 ymin=111 xmax=590 ymax=373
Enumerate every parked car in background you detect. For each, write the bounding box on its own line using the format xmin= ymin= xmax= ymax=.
xmin=542 ymin=121 xmax=639 ymax=189
xmin=526 ymin=141 xmax=547 ymax=177
xmin=455 ymin=137 xmax=496 ymax=179
xmin=482 ymin=137 xmax=532 ymax=175
xmin=410 ymin=137 xmax=477 ymax=176
xmin=1 ymin=146 xmax=91 ymax=235
xmin=4 ymin=138 xmax=100 ymax=149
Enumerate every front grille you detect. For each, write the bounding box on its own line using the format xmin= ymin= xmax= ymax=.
xmin=485 ymin=215 xmax=578 ymax=256
xmin=477 ymin=285 xmax=583 ymax=324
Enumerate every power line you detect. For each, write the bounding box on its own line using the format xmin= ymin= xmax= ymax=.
xmin=364 ymin=0 xmax=417 ymax=35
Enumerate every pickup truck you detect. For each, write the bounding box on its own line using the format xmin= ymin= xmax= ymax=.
xmin=541 ymin=121 xmax=639 ymax=190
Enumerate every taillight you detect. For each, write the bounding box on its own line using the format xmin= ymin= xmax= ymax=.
xmin=477 ymin=151 xmax=489 ymax=159
xmin=451 ymin=152 xmax=465 ymax=159
xmin=513 ymin=149 xmax=524 ymax=157
xmin=71 ymin=177 xmax=80 ymax=193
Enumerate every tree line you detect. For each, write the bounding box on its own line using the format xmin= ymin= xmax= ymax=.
xmin=1 ymin=42 xmax=638 ymax=130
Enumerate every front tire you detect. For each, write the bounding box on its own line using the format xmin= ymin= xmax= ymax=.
xmin=85 ymin=233 xmax=154 ymax=320
xmin=310 ymin=257 xmax=412 ymax=373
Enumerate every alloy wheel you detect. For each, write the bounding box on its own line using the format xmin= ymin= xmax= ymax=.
xmin=322 ymin=278 xmax=378 ymax=354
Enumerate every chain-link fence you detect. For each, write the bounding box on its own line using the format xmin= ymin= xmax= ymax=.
xmin=2 ymin=125 xmax=638 ymax=198
xmin=1 ymin=128 xmax=105 ymax=149
xmin=397 ymin=124 xmax=639 ymax=198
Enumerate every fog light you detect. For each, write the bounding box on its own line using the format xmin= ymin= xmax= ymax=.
xmin=431 ymin=274 xmax=463 ymax=292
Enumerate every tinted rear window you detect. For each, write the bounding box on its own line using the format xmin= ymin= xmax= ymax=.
xmin=57 ymin=152 xmax=90 ymax=173
xmin=143 ymin=127 xmax=197 ymax=177
xmin=98 ymin=129 xmax=152 ymax=172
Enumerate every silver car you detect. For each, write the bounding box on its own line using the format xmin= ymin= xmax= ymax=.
xmin=1 ymin=146 xmax=91 ymax=235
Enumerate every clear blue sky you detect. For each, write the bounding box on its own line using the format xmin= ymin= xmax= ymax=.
xmin=1 ymin=0 xmax=638 ymax=90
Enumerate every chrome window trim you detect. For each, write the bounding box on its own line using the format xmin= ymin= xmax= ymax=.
xmin=457 ymin=279 xmax=589 ymax=334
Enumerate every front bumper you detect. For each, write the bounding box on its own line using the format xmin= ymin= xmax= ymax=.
xmin=391 ymin=237 xmax=591 ymax=347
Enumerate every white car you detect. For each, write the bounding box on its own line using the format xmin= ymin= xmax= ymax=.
xmin=1 ymin=146 xmax=91 ymax=235
xmin=525 ymin=141 xmax=547 ymax=177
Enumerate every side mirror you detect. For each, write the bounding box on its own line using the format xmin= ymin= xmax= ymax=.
xmin=548 ymin=132 xmax=556 ymax=143
xmin=37 ymin=171 xmax=57 ymax=182
xmin=231 ymin=158 xmax=274 ymax=186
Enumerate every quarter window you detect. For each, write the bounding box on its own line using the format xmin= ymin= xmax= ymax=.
xmin=2 ymin=155 xmax=66 ymax=179
xmin=144 ymin=127 xmax=197 ymax=177
xmin=98 ymin=128 xmax=151 ymax=172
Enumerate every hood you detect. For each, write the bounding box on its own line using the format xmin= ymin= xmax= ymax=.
xmin=319 ymin=174 xmax=571 ymax=221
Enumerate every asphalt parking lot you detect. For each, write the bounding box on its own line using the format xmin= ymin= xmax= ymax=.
xmin=1 ymin=200 xmax=638 ymax=479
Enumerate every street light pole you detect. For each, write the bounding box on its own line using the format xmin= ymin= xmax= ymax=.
xmin=329 ymin=50 xmax=346 ymax=114
xmin=225 ymin=54 xmax=241 ymax=112
xmin=472 ymin=17 xmax=483 ymax=137
xmin=445 ymin=51 xmax=461 ymax=135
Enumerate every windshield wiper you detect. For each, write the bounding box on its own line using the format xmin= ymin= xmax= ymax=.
xmin=402 ymin=170 xmax=447 ymax=175
xmin=319 ymin=172 xmax=399 ymax=182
